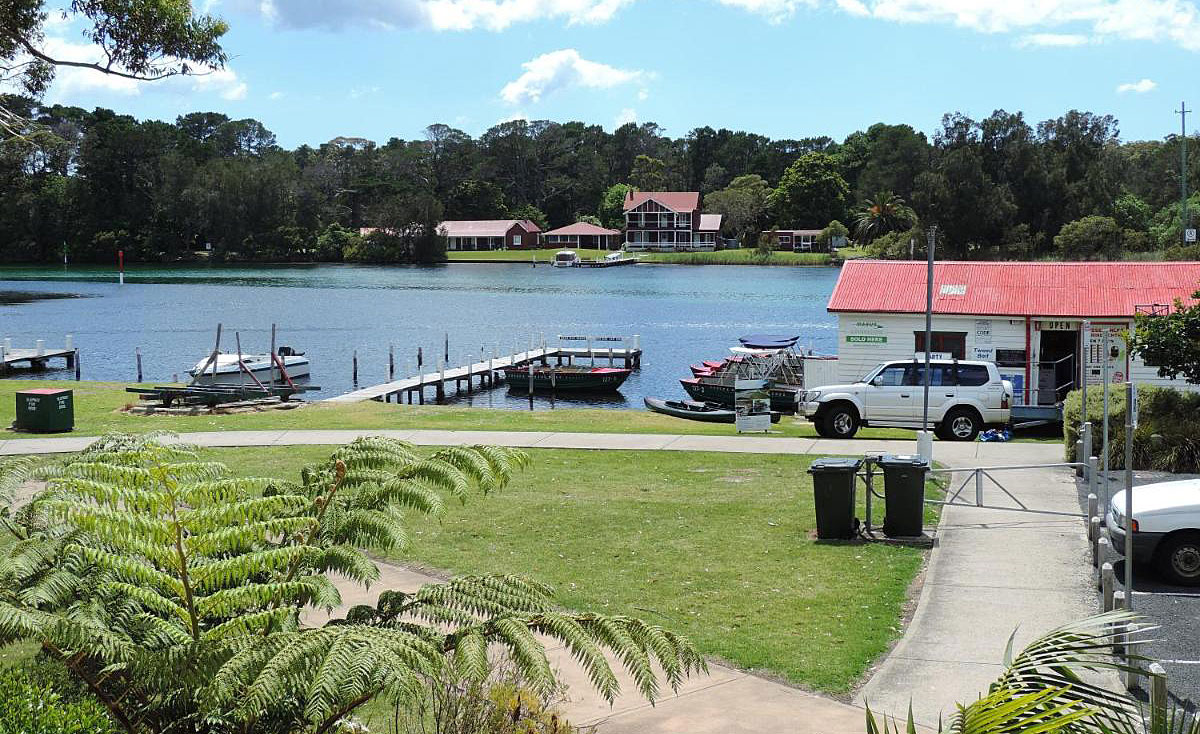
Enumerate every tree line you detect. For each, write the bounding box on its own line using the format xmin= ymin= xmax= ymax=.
xmin=0 ymin=97 xmax=1196 ymax=264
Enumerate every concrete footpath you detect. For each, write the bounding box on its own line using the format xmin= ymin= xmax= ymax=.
xmin=1 ymin=429 xmax=1082 ymax=732
xmin=856 ymin=460 xmax=1096 ymax=727
xmin=0 ymin=428 xmax=1063 ymax=465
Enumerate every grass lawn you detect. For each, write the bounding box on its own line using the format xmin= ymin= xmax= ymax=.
xmin=209 ymin=444 xmax=936 ymax=695
xmin=0 ymin=380 xmax=923 ymax=441
xmin=445 ymin=248 xmax=610 ymax=262
xmin=638 ymin=249 xmax=831 ymax=266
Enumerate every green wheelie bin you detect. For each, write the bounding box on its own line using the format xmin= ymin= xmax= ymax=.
xmin=807 ymin=457 xmax=863 ymax=540
xmin=879 ymin=454 xmax=928 ymax=537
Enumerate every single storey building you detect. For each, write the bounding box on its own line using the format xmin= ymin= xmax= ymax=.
xmin=826 ymin=260 xmax=1200 ymax=406
xmin=542 ymin=222 xmax=622 ymax=250
xmin=439 ymin=219 xmax=542 ymax=251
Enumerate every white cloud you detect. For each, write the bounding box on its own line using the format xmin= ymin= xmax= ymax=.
xmin=1117 ymin=77 xmax=1157 ymax=93
xmin=268 ymin=90 xmax=285 ymax=100
xmin=714 ymin=0 xmax=815 ymax=22
xmin=191 ymin=67 xmax=248 ymax=100
xmin=1017 ymin=32 xmax=1090 ymax=47
xmin=862 ymin=0 xmax=1200 ymax=51
xmin=836 ymin=0 xmax=870 ymax=15
xmin=615 ymin=107 xmax=637 ymax=126
xmin=500 ymin=49 xmax=646 ymax=105
xmin=348 ymin=85 xmax=382 ymax=99
xmin=256 ymin=0 xmax=633 ymax=31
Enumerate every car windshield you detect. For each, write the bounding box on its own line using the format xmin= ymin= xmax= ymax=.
xmin=857 ymin=364 xmax=884 ymax=383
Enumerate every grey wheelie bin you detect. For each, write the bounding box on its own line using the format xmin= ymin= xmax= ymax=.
xmin=879 ymin=454 xmax=928 ymax=537
xmin=807 ymin=458 xmax=862 ymax=540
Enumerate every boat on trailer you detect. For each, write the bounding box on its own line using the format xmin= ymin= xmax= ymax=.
xmin=189 ymin=347 xmax=309 ymax=385
xmin=502 ymin=365 xmax=631 ymax=391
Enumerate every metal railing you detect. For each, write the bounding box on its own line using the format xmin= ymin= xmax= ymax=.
xmin=925 ymin=463 xmax=1088 ymax=517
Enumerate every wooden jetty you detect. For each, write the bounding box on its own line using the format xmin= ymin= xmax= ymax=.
xmin=577 ymin=255 xmax=638 ymax=268
xmin=0 ymin=337 xmax=76 ymax=374
xmin=327 ymin=335 xmax=642 ymax=404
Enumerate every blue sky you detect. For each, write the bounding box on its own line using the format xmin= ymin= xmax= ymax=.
xmin=37 ymin=0 xmax=1200 ymax=148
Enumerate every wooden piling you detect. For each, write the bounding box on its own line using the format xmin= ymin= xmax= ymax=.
xmin=353 ymin=350 xmax=359 ymax=386
xmin=389 ymin=344 xmax=395 ymax=381
xmin=135 ymin=347 xmax=143 ymax=382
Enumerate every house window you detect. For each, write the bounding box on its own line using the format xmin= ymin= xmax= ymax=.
xmin=677 ymin=213 xmax=692 ymax=229
xmin=914 ymin=331 xmax=967 ymax=359
xmin=513 ymin=235 xmax=522 ymax=247
xmin=995 ymin=349 xmax=1026 ymax=367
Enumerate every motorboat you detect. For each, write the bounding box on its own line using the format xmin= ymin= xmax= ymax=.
xmin=189 ymin=347 xmax=309 ymax=385
xmin=552 ymin=250 xmax=581 ymax=268
xmin=502 ymin=365 xmax=631 ymax=391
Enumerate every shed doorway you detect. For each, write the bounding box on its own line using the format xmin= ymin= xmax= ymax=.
xmin=1038 ymin=330 xmax=1078 ymax=405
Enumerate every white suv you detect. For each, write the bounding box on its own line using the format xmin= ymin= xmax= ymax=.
xmin=799 ymin=359 xmax=1013 ymax=441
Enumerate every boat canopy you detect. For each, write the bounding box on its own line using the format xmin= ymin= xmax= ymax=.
xmin=729 ymin=346 xmax=782 ymax=356
xmin=738 ymin=334 xmax=799 ymax=349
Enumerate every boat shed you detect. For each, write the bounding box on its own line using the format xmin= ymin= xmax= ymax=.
xmin=826 ymin=260 xmax=1200 ymax=407
xmin=542 ymin=222 xmax=622 ymax=250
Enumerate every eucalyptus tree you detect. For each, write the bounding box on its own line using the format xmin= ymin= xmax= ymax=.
xmin=0 ymin=435 xmax=704 ymax=734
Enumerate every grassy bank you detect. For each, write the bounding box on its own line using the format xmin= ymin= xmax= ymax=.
xmin=638 ymin=249 xmax=831 ymax=266
xmin=207 ymin=444 xmax=932 ymax=694
xmin=0 ymin=380 xmax=921 ymax=440
xmin=445 ymin=248 xmax=610 ymax=262
xmin=443 ymin=248 xmax=834 ymax=266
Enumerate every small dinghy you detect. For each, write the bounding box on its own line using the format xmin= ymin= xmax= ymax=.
xmin=644 ymin=397 xmax=782 ymax=424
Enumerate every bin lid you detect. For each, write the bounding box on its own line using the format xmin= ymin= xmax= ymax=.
xmin=878 ymin=454 xmax=928 ymax=468
xmin=16 ymin=388 xmax=71 ymax=396
xmin=807 ymin=457 xmax=864 ymax=473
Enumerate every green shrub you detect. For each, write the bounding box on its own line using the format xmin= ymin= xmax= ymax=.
xmin=1064 ymin=384 xmax=1200 ymax=472
xmin=0 ymin=665 xmax=115 ymax=734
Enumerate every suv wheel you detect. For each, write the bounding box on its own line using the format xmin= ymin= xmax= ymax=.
xmin=822 ymin=404 xmax=860 ymax=439
xmin=1156 ymin=532 xmax=1200 ymax=586
xmin=940 ymin=408 xmax=981 ymax=441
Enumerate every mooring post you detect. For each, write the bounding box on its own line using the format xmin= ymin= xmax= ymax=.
xmin=389 ymin=344 xmax=395 ymax=381
xmin=74 ymin=349 xmax=80 ymax=380
xmin=437 ymin=360 xmax=445 ymax=404
xmin=587 ymin=336 xmax=594 ymax=366
xmin=35 ymin=339 xmax=44 ymax=357
xmin=135 ymin=347 xmax=143 ymax=382
xmin=1102 ymin=562 xmax=1115 ymax=612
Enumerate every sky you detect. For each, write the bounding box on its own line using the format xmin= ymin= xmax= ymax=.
xmin=32 ymin=0 xmax=1200 ymax=148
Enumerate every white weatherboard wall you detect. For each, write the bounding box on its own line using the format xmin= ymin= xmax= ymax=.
xmin=836 ymin=313 xmax=1026 ymax=381
xmin=836 ymin=312 xmax=1197 ymax=401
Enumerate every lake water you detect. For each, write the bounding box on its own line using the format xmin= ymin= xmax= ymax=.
xmin=0 ymin=263 xmax=841 ymax=409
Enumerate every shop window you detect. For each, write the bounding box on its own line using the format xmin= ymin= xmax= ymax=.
xmin=914 ymin=331 xmax=967 ymax=359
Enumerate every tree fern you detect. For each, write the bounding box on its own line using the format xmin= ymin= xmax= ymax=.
xmin=0 ymin=434 xmax=702 ymax=734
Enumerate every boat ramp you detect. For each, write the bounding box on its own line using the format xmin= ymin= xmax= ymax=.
xmin=327 ymin=335 xmax=642 ymax=404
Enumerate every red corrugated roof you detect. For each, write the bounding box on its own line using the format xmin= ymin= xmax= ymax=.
xmin=543 ymin=222 xmax=620 ymax=236
xmin=623 ymin=191 xmax=700 ymax=213
xmin=828 ymin=260 xmax=1200 ymax=318
xmin=437 ymin=220 xmax=541 ymax=237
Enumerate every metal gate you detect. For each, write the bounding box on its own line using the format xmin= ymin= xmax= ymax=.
xmin=925 ymin=462 xmax=1088 ymax=518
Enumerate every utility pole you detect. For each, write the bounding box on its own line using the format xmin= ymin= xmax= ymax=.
xmin=1179 ymin=101 xmax=1192 ymax=245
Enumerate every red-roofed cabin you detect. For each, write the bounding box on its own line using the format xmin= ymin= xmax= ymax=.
xmin=623 ymin=192 xmax=722 ymax=252
xmin=542 ymin=222 xmax=622 ymax=250
xmin=826 ymin=260 xmax=1200 ymax=407
xmin=438 ymin=220 xmax=542 ymax=251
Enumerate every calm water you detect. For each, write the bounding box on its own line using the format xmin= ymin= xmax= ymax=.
xmin=0 ymin=263 xmax=840 ymax=409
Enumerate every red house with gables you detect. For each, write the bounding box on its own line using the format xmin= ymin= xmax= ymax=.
xmin=622 ymin=191 xmax=722 ymax=252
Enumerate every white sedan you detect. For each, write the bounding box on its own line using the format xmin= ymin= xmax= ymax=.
xmin=1108 ymin=480 xmax=1200 ymax=586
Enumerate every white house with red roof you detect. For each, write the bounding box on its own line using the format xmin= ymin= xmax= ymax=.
xmin=826 ymin=260 xmax=1200 ymax=406
xmin=622 ymin=191 xmax=722 ymax=252
xmin=437 ymin=220 xmax=542 ymax=251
